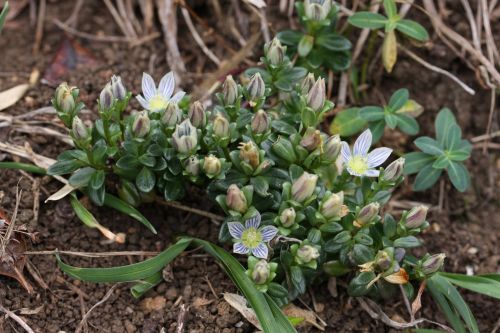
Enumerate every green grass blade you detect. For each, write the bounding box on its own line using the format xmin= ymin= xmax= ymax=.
xmin=0 ymin=161 xmax=47 ymax=175
xmin=103 ymin=192 xmax=157 ymax=234
xmin=130 ymin=272 xmax=163 ymax=298
xmin=427 ymin=277 xmax=467 ymax=333
xmin=439 ymin=272 xmax=500 ymax=300
xmin=70 ymin=193 xmax=100 ymax=228
xmin=0 ymin=2 xmax=9 ymax=34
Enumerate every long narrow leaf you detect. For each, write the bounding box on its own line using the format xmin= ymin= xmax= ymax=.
xmin=130 ymin=272 xmax=163 ymax=298
xmin=439 ymin=272 xmax=500 ymax=300
xmin=427 ymin=278 xmax=467 ymax=333
xmin=0 ymin=2 xmax=9 ymax=34
xmin=0 ymin=161 xmax=47 ymax=175
xmin=103 ymin=192 xmax=157 ymax=234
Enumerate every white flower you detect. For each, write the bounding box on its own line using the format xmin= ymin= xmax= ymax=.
xmin=341 ymin=129 xmax=392 ymax=177
xmin=228 ymin=213 xmax=278 ymax=259
xmin=136 ymin=72 xmax=185 ymax=112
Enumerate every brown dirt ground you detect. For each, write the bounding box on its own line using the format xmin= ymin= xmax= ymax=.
xmin=0 ymin=1 xmax=499 ymax=332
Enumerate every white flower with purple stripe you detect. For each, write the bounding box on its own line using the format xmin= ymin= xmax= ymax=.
xmin=341 ymin=129 xmax=392 ymax=177
xmin=228 ymin=213 xmax=278 ymax=259
xmin=136 ymin=72 xmax=185 ymax=112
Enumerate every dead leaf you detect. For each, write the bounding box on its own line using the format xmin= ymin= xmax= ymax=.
xmin=19 ymin=305 xmax=44 ymax=315
xmin=0 ymin=70 xmax=39 ymax=111
xmin=411 ymin=280 xmax=426 ymax=316
xmin=192 ymin=297 xmax=214 ymax=309
xmin=45 ymin=184 xmax=78 ymax=202
xmin=223 ymin=293 xmax=261 ymax=329
xmin=283 ymin=304 xmax=326 ymax=331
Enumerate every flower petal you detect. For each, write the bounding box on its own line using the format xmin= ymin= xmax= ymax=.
xmin=353 ymin=129 xmax=372 ymax=156
xmin=260 ymin=225 xmax=278 ymax=242
xmin=136 ymin=95 xmax=149 ymax=109
xmin=340 ymin=142 xmax=351 ymax=164
xmin=170 ymin=91 xmax=186 ymax=103
xmin=252 ymin=243 xmax=268 ymax=259
xmin=364 ymin=169 xmax=380 ymax=177
xmin=233 ymin=242 xmax=250 ymax=255
xmin=367 ymin=147 xmax=392 ymax=168
xmin=158 ymin=72 xmax=175 ymax=99
xmin=245 ymin=213 xmax=261 ymax=229
xmin=228 ymin=222 xmax=245 ymax=239
xmin=141 ymin=72 xmax=156 ymax=100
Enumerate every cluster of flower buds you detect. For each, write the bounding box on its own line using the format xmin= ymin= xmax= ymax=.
xmin=245 ymin=256 xmax=278 ymax=292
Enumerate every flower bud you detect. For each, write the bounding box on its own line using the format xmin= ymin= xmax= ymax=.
xmin=356 ymin=202 xmax=380 ymax=226
xmin=306 ymin=78 xmax=326 ymax=111
xmin=304 ymin=0 xmax=331 ymax=20
xmin=405 ymin=205 xmax=428 ymax=229
xmin=251 ymin=110 xmax=269 ymax=134
xmin=246 ymin=73 xmax=265 ymax=101
xmin=291 ymin=172 xmax=318 ymax=203
xmin=172 ymin=119 xmax=198 ymax=154
xmin=184 ymin=156 xmax=200 ymax=176
xmin=132 ymin=111 xmax=150 ymax=138
xmin=297 ymin=245 xmax=320 ymax=263
xmin=213 ymin=114 xmax=230 ymax=138
xmin=375 ymin=250 xmax=392 ymax=271
xmin=239 ymin=141 xmax=260 ymax=168
xmin=383 ymin=157 xmax=405 ymax=181
xmin=189 ymin=101 xmax=206 ymax=128
xmin=161 ymin=103 xmax=182 ymax=127
xmin=111 ymin=75 xmax=126 ymax=100
xmin=99 ymin=83 xmax=114 ymax=110
xmin=321 ymin=191 xmax=344 ymax=219
xmin=300 ymin=128 xmax=322 ymax=151
xmin=55 ymin=82 xmax=76 ymax=113
xmin=226 ymin=184 xmax=247 ymax=213
xmin=301 ymin=73 xmax=316 ymax=95
xmin=324 ymin=135 xmax=341 ymax=161
xmin=222 ymin=75 xmax=239 ymax=105
xmin=421 ymin=254 xmax=445 ymax=275
xmin=251 ymin=260 xmax=270 ymax=284
xmin=394 ymin=248 xmax=406 ymax=262
xmin=266 ymin=38 xmax=285 ymax=66
xmin=280 ymin=208 xmax=296 ymax=227
xmin=71 ymin=116 xmax=89 ymax=141
xmin=203 ymin=155 xmax=221 ymax=177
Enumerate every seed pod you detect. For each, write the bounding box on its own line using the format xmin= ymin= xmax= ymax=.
xmin=189 ymin=101 xmax=206 ymax=127
xmin=306 ymin=78 xmax=326 ymax=111
xmin=71 ymin=116 xmax=89 ymax=141
xmin=226 ymin=184 xmax=248 ymax=213
xmin=203 ymin=155 xmax=221 ymax=177
xmin=172 ymin=119 xmax=198 ymax=154
xmin=421 ymin=253 xmax=446 ymax=275
xmin=251 ymin=260 xmax=271 ymax=284
xmin=251 ymin=110 xmax=269 ymax=134
xmin=383 ymin=30 xmax=398 ymax=73
xmin=132 ymin=111 xmax=150 ymax=138
xmin=239 ymin=141 xmax=260 ymax=168
xmin=300 ymin=128 xmax=322 ymax=151
xmin=246 ymin=73 xmax=265 ymax=101
xmin=324 ymin=135 xmax=341 ymax=161
xmin=291 ymin=172 xmax=318 ymax=203
xmin=266 ymin=38 xmax=285 ymax=66
xmin=184 ymin=156 xmax=200 ymax=176
xmin=111 ymin=75 xmax=127 ymax=100
xmin=213 ymin=114 xmax=230 ymax=138
xmin=161 ymin=103 xmax=182 ymax=127
xmin=222 ymin=75 xmax=238 ymax=105
xmin=321 ymin=191 xmax=344 ymax=219
xmin=405 ymin=205 xmax=428 ymax=229
xmin=297 ymin=245 xmax=320 ymax=263
xmin=356 ymin=202 xmax=380 ymax=226
xmin=280 ymin=208 xmax=296 ymax=227
xmin=383 ymin=157 xmax=405 ymax=181
xmin=99 ymin=83 xmax=114 ymax=110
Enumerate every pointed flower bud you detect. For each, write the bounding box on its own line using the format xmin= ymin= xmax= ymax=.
xmin=291 ymin=172 xmax=318 ymax=203
xmin=99 ymin=83 xmax=114 ymax=110
xmin=394 ymin=248 xmax=406 ymax=262
xmin=111 ymin=75 xmax=127 ymax=100
xmin=213 ymin=114 xmax=230 ymax=138
xmin=266 ymin=38 xmax=285 ymax=66
xmin=189 ymin=101 xmax=206 ymax=128
xmin=307 ymin=78 xmax=326 ymax=111
xmin=356 ymin=202 xmax=380 ymax=226
xmin=301 ymin=73 xmax=316 ymax=95
xmin=375 ymin=250 xmax=392 ymax=271
xmin=300 ymin=128 xmax=322 ymax=151
xmin=280 ymin=208 xmax=296 ymax=227
xmin=71 ymin=116 xmax=89 ymax=141
xmin=251 ymin=260 xmax=271 ymax=284
xmin=222 ymin=75 xmax=239 ymax=105
xmin=324 ymin=135 xmax=341 ymax=161
xmin=321 ymin=191 xmax=344 ymax=219
xmin=251 ymin=110 xmax=269 ymax=134
xmin=184 ymin=156 xmax=200 ymax=176
xmin=226 ymin=184 xmax=248 ymax=213
xmin=132 ymin=111 xmax=150 ymax=138
xmin=239 ymin=141 xmax=260 ymax=169
xmin=421 ymin=254 xmax=445 ymax=275
xmin=304 ymin=0 xmax=331 ymax=20
xmin=297 ymin=245 xmax=320 ymax=263
xmin=246 ymin=73 xmax=265 ymax=101
xmin=161 ymin=103 xmax=182 ymax=127
xmin=55 ymin=82 xmax=76 ymax=113
xmin=203 ymin=155 xmax=221 ymax=177
xmin=383 ymin=157 xmax=405 ymax=181
xmin=172 ymin=119 xmax=198 ymax=154
xmin=405 ymin=205 xmax=428 ymax=229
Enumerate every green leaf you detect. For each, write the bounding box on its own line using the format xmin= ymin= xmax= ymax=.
xmin=413 ymin=164 xmax=442 ymax=191
xmin=396 ymin=114 xmax=419 ymax=135
xmin=316 ymin=33 xmax=352 ymax=51
xmin=130 ymin=272 xmax=163 ymax=298
xmin=251 ymin=176 xmax=269 ymax=197
xmin=435 ymin=108 xmax=457 ymax=145
xmin=432 ymin=155 xmax=449 ymax=169
xmin=116 ymin=155 xmax=139 ymax=170
xmin=439 ymin=273 xmax=500 ymax=300
xmin=393 ymin=236 xmax=420 ymax=248
xmin=330 ymin=108 xmax=367 ymax=137
xmin=298 ymin=35 xmax=314 ymax=57
xmin=277 ymin=30 xmax=303 ymax=45
xmin=348 ymin=12 xmax=387 ymax=29
xmin=414 ymin=137 xmax=443 ymax=155
xmin=0 ymin=162 xmax=47 ymax=175
xmin=90 ymin=170 xmax=105 ymax=190
xmin=69 ymin=193 xmax=100 ymax=228
xmin=136 ymin=167 xmax=156 ymax=192
xmin=103 ymin=193 xmax=157 ymax=234
xmin=448 ymin=150 xmax=470 ymax=162
xmin=348 ymin=272 xmax=376 ymax=296
xmin=272 ymin=120 xmax=297 ymax=135
xmin=290 ymin=266 xmax=306 ymax=294
xmin=359 ymin=106 xmax=385 ymax=121
xmin=444 ymin=123 xmax=462 ymax=151
xmin=69 ymin=167 xmax=95 ymax=187
xmin=385 ymin=112 xmax=398 ymax=129
xmin=403 ymin=152 xmax=434 ymax=175
xmin=388 ymin=88 xmax=409 ymax=111
xmin=88 ymin=185 xmax=105 ymax=206
xmin=369 ymin=120 xmax=385 ymax=143
xmin=396 ymin=19 xmax=429 ymax=41
xmin=446 ymin=161 xmax=470 ymax=192
xmin=0 ymin=2 xmax=9 ymax=34
xmin=47 ymin=159 xmax=85 ymax=175
xmin=383 ymin=0 xmax=398 ymax=18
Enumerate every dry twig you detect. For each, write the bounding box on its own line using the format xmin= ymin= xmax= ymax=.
xmin=0 ymin=304 xmax=35 ymax=333
xmin=75 ymin=284 xmax=119 ymax=333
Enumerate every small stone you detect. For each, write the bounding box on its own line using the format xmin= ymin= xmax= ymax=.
xmin=165 ymin=287 xmax=178 ymax=300
xmin=124 ymin=320 xmax=136 ymax=333
xmin=467 ymin=247 xmax=478 ymax=255
xmin=140 ymin=296 xmax=166 ymax=312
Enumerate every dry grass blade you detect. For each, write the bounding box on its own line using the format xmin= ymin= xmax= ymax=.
xmin=75 ymin=284 xmax=119 ymax=333
xmin=0 ymin=70 xmax=39 ymax=111
xmin=0 ymin=304 xmax=35 ymax=333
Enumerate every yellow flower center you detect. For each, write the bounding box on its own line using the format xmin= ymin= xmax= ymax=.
xmin=149 ymin=94 xmax=169 ymax=111
xmin=348 ymin=155 xmax=368 ymax=175
xmin=241 ymin=228 xmax=262 ymax=249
